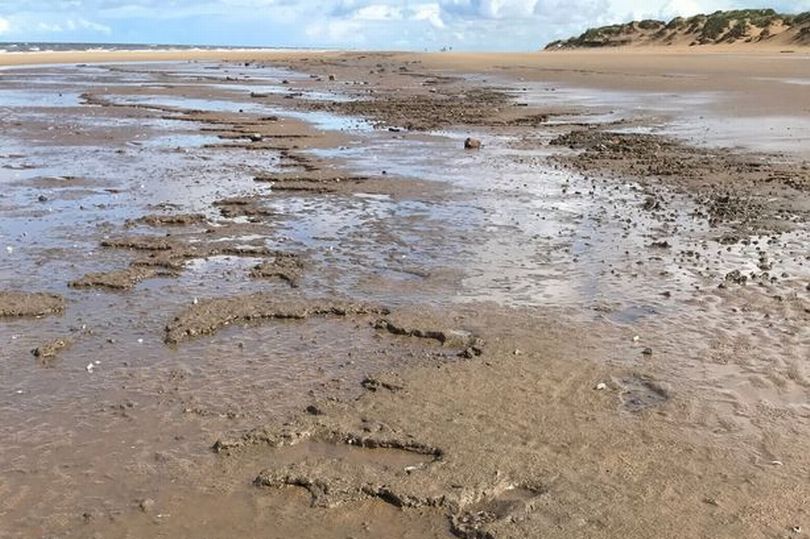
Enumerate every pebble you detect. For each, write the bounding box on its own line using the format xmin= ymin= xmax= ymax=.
xmin=595 ymin=382 xmax=607 ymax=390
xmin=464 ymin=137 xmax=481 ymax=150
xmin=139 ymin=498 xmax=155 ymax=513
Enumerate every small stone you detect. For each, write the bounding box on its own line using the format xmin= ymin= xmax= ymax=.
xmin=38 ymin=194 xmax=49 ymax=202
xmin=139 ymin=498 xmax=155 ymax=513
xmin=464 ymin=137 xmax=481 ymax=150
xmin=328 ymin=74 xmax=336 ymax=81
xmin=595 ymin=382 xmax=607 ymax=390
xmin=642 ymin=347 xmax=653 ymax=356
xmin=305 ymin=404 xmax=324 ymax=416
xmin=249 ymin=133 xmax=263 ymax=142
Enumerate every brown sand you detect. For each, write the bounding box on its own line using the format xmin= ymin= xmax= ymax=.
xmin=0 ymin=49 xmax=807 ymax=539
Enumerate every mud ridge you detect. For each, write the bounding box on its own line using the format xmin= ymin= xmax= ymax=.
xmin=374 ymin=318 xmax=485 ymax=357
xmin=165 ymin=294 xmax=389 ymax=344
xmin=129 ymin=213 xmax=207 ymax=227
xmin=69 ymin=267 xmax=171 ymax=290
xmin=0 ymin=292 xmax=66 ymax=317
xmin=249 ymin=254 xmax=304 ymax=287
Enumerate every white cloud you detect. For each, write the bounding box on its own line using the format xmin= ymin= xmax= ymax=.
xmin=0 ymin=17 xmax=9 ymax=35
xmin=30 ymin=16 xmax=111 ymax=34
xmin=659 ymin=0 xmax=711 ymax=17
xmin=413 ymin=4 xmax=445 ymax=28
xmin=352 ymin=4 xmax=403 ymax=20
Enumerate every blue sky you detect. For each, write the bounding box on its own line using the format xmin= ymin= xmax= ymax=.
xmin=0 ymin=0 xmax=807 ymax=50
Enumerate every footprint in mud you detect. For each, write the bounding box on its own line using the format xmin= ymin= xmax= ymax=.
xmin=451 ymin=484 xmax=546 ymax=537
xmin=617 ymin=374 xmax=670 ymax=412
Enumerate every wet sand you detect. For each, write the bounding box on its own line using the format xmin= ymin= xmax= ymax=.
xmin=0 ymin=50 xmax=808 ymax=538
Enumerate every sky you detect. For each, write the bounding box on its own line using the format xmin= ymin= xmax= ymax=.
xmin=0 ymin=0 xmax=807 ymax=51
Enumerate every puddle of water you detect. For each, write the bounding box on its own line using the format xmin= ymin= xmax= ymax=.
xmin=755 ymin=76 xmax=810 ymax=86
xmin=215 ymin=83 xmax=357 ymax=103
xmin=140 ymin=132 xmax=221 ymax=148
xmin=0 ymin=88 xmax=81 ymax=108
xmin=106 ymin=93 xmax=375 ymax=132
xmin=493 ymin=77 xmax=810 ymax=157
xmin=664 ymin=114 xmax=810 ymax=156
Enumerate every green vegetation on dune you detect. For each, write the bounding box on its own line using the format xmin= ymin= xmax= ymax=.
xmin=545 ymin=8 xmax=810 ymax=49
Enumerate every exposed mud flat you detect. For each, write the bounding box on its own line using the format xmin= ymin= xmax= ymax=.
xmin=549 ymin=128 xmax=809 ymax=234
xmin=0 ymin=52 xmax=808 ymax=539
xmin=0 ymin=291 xmax=66 ymax=317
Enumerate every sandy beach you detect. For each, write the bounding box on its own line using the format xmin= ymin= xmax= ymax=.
xmin=0 ymin=48 xmax=808 ymax=538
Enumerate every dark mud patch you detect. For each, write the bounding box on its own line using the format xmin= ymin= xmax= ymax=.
xmin=0 ymin=291 xmax=66 ymax=318
xmin=165 ymin=294 xmax=388 ymax=344
xmin=361 ymin=373 xmax=405 ymax=393
xmin=618 ymin=374 xmax=671 ymax=412
xmin=249 ymin=254 xmax=304 ymax=287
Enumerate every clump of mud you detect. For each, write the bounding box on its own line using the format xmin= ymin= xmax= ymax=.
xmin=249 ymin=254 xmax=305 ymax=287
xmin=373 ymin=318 xmax=484 ymax=357
xmin=31 ymin=337 xmax=73 ymax=361
xmin=0 ymin=292 xmax=66 ymax=317
xmin=165 ymin=294 xmax=389 ymax=344
xmin=130 ymin=213 xmax=207 ymax=227
xmin=101 ymin=236 xmax=175 ymax=251
xmin=70 ymin=267 xmax=173 ymax=290
xmin=212 ymin=197 xmax=275 ymax=219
